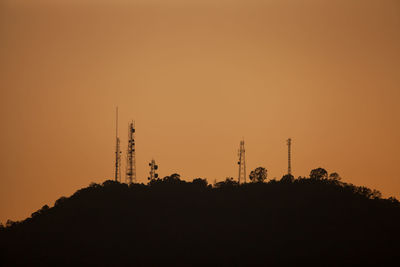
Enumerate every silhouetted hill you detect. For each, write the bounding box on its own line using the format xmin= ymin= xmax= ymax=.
xmin=1 ymin=175 xmax=400 ymax=266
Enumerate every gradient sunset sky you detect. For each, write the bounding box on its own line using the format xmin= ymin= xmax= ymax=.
xmin=1 ymin=0 xmax=399 ymax=223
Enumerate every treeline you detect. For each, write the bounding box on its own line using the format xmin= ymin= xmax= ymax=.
xmin=1 ymin=167 xmax=399 ymax=265
xmin=2 ymin=166 xmax=398 ymax=229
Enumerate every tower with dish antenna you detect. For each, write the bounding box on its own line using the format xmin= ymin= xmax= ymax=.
xmin=237 ymin=139 xmax=246 ymax=183
xmin=148 ymin=159 xmax=159 ymax=181
xmin=114 ymin=107 xmax=122 ymax=182
xmin=126 ymin=121 xmax=136 ymax=185
xmin=287 ymin=138 xmax=292 ymax=175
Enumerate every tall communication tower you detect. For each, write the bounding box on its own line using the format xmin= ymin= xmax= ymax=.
xmin=126 ymin=121 xmax=136 ymax=185
xmin=148 ymin=159 xmax=158 ymax=181
xmin=237 ymin=139 xmax=246 ymax=183
xmin=114 ymin=107 xmax=122 ymax=182
xmin=287 ymin=138 xmax=292 ymax=175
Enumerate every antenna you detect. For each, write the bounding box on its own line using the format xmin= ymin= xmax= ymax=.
xmin=287 ymin=138 xmax=292 ymax=175
xmin=114 ymin=107 xmax=122 ymax=182
xmin=237 ymin=139 xmax=246 ymax=183
xmin=148 ymin=159 xmax=158 ymax=181
xmin=126 ymin=121 xmax=136 ymax=185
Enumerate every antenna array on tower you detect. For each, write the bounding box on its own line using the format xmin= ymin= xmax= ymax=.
xmin=237 ymin=139 xmax=246 ymax=183
xmin=126 ymin=121 xmax=137 ymax=185
xmin=148 ymin=159 xmax=158 ymax=181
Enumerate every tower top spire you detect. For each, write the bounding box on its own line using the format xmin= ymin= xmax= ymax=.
xmin=114 ymin=107 xmax=122 ymax=182
xmin=287 ymin=138 xmax=292 ymax=176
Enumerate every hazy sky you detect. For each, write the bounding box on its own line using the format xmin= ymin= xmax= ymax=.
xmin=1 ymin=0 xmax=399 ymax=223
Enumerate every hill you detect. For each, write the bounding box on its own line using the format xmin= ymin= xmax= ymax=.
xmin=1 ymin=174 xmax=400 ymax=266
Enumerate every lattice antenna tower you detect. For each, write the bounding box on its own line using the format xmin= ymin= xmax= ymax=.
xmin=126 ymin=121 xmax=136 ymax=185
xmin=114 ymin=107 xmax=122 ymax=182
xmin=148 ymin=159 xmax=158 ymax=181
xmin=287 ymin=138 xmax=292 ymax=175
xmin=237 ymin=139 xmax=246 ymax=183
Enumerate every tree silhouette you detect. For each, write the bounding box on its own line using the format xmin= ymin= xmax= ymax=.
xmin=214 ymin=177 xmax=238 ymax=188
xmin=328 ymin=172 xmax=341 ymax=181
xmin=249 ymin=167 xmax=267 ymax=183
xmin=310 ymin=167 xmax=328 ymax=180
xmin=5 ymin=219 xmax=16 ymax=228
xmin=164 ymin=173 xmax=181 ymax=181
xmin=192 ymin=178 xmax=208 ymax=188
xmin=31 ymin=205 xmax=49 ymax=218
xmin=54 ymin=196 xmax=68 ymax=207
xmin=281 ymin=174 xmax=294 ymax=183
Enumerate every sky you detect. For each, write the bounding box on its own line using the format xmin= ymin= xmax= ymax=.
xmin=1 ymin=0 xmax=399 ymax=223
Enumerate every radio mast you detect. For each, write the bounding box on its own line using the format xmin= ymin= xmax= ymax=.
xmin=237 ymin=139 xmax=246 ymax=183
xmin=287 ymin=138 xmax=292 ymax=175
xmin=148 ymin=159 xmax=158 ymax=181
xmin=114 ymin=107 xmax=122 ymax=182
xmin=126 ymin=121 xmax=136 ymax=185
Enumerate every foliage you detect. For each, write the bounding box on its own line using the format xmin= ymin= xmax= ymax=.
xmin=192 ymin=178 xmax=209 ymax=189
xmin=163 ymin=173 xmax=181 ymax=182
xmin=54 ymin=196 xmax=67 ymax=207
xmin=249 ymin=167 xmax=268 ymax=183
xmin=31 ymin=205 xmax=49 ymax=218
xmin=214 ymin=177 xmax=239 ymax=188
xmin=328 ymin=172 xmax=341 ymax=181
xmin=310 ymin=167 xmax=328 ymax=180
xmin=280 ymin=174 xmax=294 ymax=183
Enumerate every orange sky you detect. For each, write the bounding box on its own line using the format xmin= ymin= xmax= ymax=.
xmin=1 ymin=0 xmax=399 ymax=223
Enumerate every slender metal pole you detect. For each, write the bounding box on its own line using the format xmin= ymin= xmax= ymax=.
xmin=287 ymin=138 xmax=292 ymax=175
xmin=114 ymin=107 xmax=120 ymax=182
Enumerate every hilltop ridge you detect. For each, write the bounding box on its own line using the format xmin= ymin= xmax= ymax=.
xmin=1 ymin=173 xmax=400 ymax=266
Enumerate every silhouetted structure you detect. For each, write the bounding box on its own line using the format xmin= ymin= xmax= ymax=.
xmin=237 ymin=139 xmax=246 ymax=183
xmin=114 ymin=107 xmax=122 ymax=182
xmin=287 ymin=138 xmax=292 ymax=175
xmin=148 ymin=159 xmax=158 ymax=181
xmin=126 ymin=121 xmax=136 ymax=184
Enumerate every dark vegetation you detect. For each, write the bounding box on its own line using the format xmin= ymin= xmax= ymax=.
xmin=1 ymin=168 xmax=400 ymax=266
